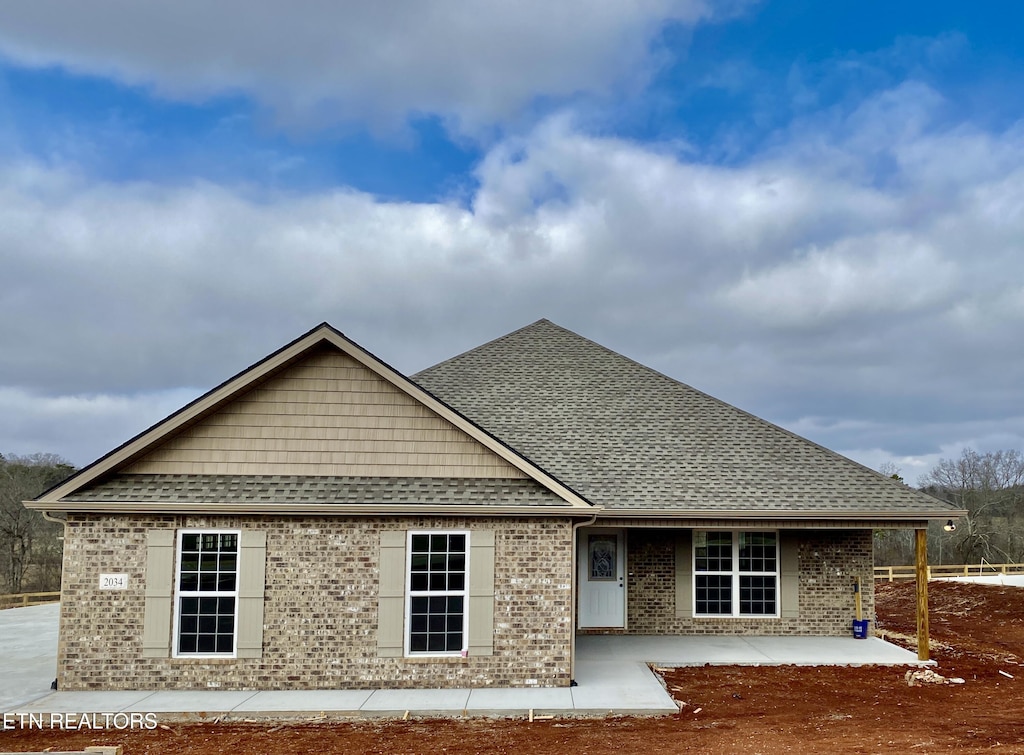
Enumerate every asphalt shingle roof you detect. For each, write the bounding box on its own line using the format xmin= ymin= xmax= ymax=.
xmin=414 ymin=319 xmax=954 ymax=516
xmin=67 ymin=475 xmax=568 ymax=507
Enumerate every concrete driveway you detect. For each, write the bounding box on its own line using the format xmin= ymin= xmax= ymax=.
xmin=0 ymin=602 xmax=59 ymax=710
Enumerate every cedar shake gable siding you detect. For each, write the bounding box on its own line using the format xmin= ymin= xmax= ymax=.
xmin=125 ymin=347 xmax=529 ymax=479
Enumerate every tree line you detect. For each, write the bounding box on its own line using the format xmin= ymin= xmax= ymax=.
xmin=875 ymin=448 xmax=1024 ymax=566
xmin=0 ymin=453 xmax=75 ymax=594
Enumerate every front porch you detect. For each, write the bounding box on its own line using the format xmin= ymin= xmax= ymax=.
xmin=577 ymin=525 xmax=877 ymax=636
xmin=575 ymin=633 xmax=927 ymax=668
xmin=571 ymin=633 xmax=929 ymax=712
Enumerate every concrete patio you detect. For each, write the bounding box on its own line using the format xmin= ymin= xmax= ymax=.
xmin=2 ymin=603 xmax=928 ymax=720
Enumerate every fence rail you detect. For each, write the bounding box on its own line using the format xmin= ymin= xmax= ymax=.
xmin=0 ymin=590 xmax=60 ymax=609
xmin=874 ymin=563 xmax=1024 ymax=582
xmin=0 ymin=748 xmax=120 ymax=755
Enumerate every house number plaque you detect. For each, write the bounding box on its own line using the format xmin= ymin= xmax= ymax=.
xmin=98 ymin=573 xmax=128 ymax=590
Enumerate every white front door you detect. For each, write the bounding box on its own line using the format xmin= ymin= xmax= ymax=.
xmin=578 ymin=528 xmax=625 ymax=628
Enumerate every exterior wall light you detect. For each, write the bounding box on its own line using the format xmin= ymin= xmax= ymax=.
xmin=943 ymin=520 xmax=956 ymax=532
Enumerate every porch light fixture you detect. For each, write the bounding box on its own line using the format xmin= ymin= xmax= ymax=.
xmin=943 ymin=520 xmax=956 ymax=532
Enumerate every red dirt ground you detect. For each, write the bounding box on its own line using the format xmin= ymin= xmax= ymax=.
xmin=3 ymin=580 xmax=1023 ymax=753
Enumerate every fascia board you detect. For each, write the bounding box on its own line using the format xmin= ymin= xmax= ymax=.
xmin=24 ymin=500 xmax=600 ymax=518
xmin=592 ymin=508 xmax=969 ymax=521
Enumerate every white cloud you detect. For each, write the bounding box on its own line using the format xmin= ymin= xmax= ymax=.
xmin=3 ymin=78 xmax=1024 ymax=467
xmin=717 ymin=234 xmax=958 ymax=328
xmin=0 ymin=1 xmax=738 ymax=134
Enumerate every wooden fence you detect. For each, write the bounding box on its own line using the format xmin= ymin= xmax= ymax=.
xmin=0 ymin=748 xmax=120 ymax=755
xmin=875 ymin=563 xmax=1024 ymax=582
xmin=0 ymin=590 xmax=60 ymax=609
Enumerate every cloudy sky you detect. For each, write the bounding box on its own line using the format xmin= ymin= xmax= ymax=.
xmin=1 ymin=1 xmax=1022 ymax=485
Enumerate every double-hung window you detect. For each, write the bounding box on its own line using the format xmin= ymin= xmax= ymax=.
xmin=174 ymin=530 xmax=239 ymax=656
xmin=406 ymin=531 xmax=469 ymax=655
xmin=694 ymin=531 xmax=778 ymax=617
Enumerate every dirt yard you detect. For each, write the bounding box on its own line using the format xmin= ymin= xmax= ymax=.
xmin=2 ymin=580 xmax=1022 ymax=753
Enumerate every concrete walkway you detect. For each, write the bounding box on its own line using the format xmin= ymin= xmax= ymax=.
xmin=2 ymin=604 xmax=927 ymax=720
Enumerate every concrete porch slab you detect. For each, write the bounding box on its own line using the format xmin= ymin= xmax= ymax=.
xmin=575 ymin=634 xmax=928 ymax=667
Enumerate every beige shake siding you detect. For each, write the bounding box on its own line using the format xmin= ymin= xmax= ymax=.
xmin=125 ymin=348 xmax=527 ymax=479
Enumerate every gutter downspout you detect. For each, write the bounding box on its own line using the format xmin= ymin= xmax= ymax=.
xmin=39 ymin=510 xmax=67 ymax=586
xmin=569 ymin=510 xmax=600 ymax=685
xmin=38 ymin=509 xmax=66 ymax=692
xmin=40 ymin=510 xmax=67 ymax=526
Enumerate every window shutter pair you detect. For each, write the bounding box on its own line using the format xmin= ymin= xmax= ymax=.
xmin=674 ymin=530 xmax=799 ymax=619
xmin=376 ymin=530 xmax=495 ymax=657
xmin=143 ymin=527 xmax=497 ymax=659
xmin=141 ymin=529 xmax=266 ymax=659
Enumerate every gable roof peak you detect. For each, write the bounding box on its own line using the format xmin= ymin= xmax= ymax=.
xmin=34 ymin=319 xmax=594 ymax=511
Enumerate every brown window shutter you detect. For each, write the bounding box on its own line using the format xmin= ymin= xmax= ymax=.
xmin=236 ymin=530 xmax=267 ymax=659
xmin=468 ymin=530 xmax=495 ymax=656
xmin=780 ymin=531 xmax=800 ymax=618
xmin=377 ymin=530 xmax=406 ymax=657
xmin=142 ymin=530 xmax=175 ymax=658
xmin=674 ymin=530 xmax=693 ymax=619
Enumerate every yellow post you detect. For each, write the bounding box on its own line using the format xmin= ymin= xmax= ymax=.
xmin=915 ymin=528 xmax=930 ymax=661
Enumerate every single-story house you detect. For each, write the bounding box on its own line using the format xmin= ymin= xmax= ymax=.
xmin=29 ymin=320 xmax=960 ymax=690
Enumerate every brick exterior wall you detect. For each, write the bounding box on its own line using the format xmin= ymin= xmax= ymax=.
xmin=619 ymin=528 xmax=875 ymax=635
xmin=58 ymin=514 xmax=573 ymax=691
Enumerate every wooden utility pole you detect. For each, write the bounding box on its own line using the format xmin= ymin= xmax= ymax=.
xmin=915 ymin=528 xmax=929 ymax=661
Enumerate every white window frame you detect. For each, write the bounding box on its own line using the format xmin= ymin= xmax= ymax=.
xmin=693 ymin=530 xmax=779 ymax=618
xmin=404 ymin=530 xmax=470 ymax=657
xmin=172 ymin=529 xmax=241 ymax=658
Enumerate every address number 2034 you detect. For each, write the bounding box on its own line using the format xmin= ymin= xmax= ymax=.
xmin=98 ymin=573 xmax=128 ymax=590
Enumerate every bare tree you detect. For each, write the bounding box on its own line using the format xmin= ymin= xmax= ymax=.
xmin=920 ymin=449 xmax=1024 ymax=564
xmin=877 ymin=462 xmax=903 ymax=481
xmin=873 ymin=463 xmax=916 ymax=565
xmin=0 ymin=453 xmax=75 ymax=593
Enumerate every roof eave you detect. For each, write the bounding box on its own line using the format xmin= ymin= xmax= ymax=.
xmin=593 ymin=508 xmax=969 ymax=522
xmin=25 ymin=500 xmax=601 ymax=518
